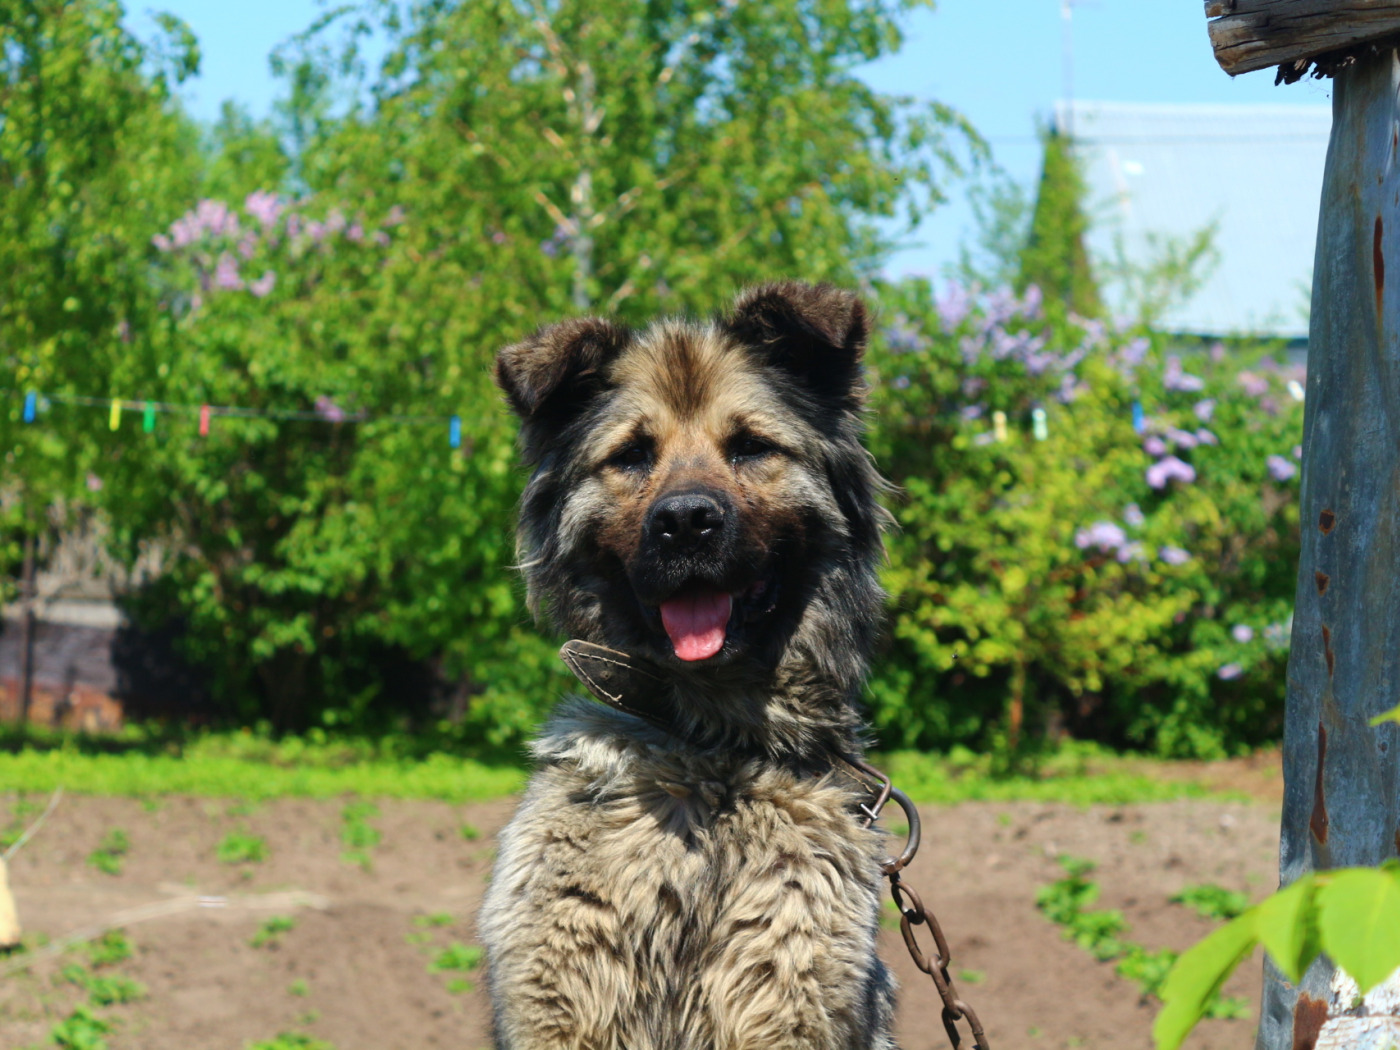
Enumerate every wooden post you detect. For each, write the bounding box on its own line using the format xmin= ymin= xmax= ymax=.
xmin=1202 ymin=4 xmax=1400 ymax=1047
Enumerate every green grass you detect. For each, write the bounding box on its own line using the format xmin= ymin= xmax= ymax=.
xmin=340 ymin=801 xmax=381 ymax=870
xmin=246 ymin=1033 xmax=334 ymax=1050
xmin=876 ymin=743 xmax=1235 ymax=806
xmin=0 ymin=726 xmax=1251 ymax=806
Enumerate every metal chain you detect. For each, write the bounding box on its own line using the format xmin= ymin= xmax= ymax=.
xmin=849 ymin=756 xmax=991 ymax=1050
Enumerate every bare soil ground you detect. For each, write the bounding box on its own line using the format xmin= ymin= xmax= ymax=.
xmin=1 ymin=787 xmax=1280 ymax=1050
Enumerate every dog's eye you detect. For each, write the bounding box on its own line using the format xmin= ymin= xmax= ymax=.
xmin=609 ymin=442 xmax=652 ymax=470
xmin=731 ymin=435 xmax=776 ymax=462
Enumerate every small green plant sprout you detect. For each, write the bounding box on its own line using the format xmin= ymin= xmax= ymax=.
xmin=50 ymin=1003 xmax=111 ymax=1050
xmin=60 ymin=962 xmax=147 ymax=1006
xmin=217 ymin=830 xmax=269 ymax=865
xmin=86 ymin=930 xmax=133 ymax=968
xmin=87 ymin=829 xmax=130 ymax=876
xmin=1038 ymin=856 xmax=1247 ymax=1014
xmin=1154 ymin=863 xmax=1400 ymax=1050
xmin=287 ymin=979 xmax=310 ymax=997
xmin=429 ymin=942 xmax=484 ymax=974
xmin=245 ymin=1032 xmax=334 ymax=1050
xmin=444 ymin=977 xmax=472 ymax=994
xmin=413 ymin=912 xmax=453 ymax=929
xmin=458 ymin=823 xmax=481 ymax=841
xmin=340 ymin=802 xmax=381 ymax=870
xmin=1170 ymin=883 xmax=1248 ymax=922
xmin=251 ymin=916 xmax=296 ymax=949
xmin=957 ymin=968 xmax=987 ymax=985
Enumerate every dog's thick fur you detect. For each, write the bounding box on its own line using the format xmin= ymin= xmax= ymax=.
xmin=482 ymin=282 xmax=898 ymax=1050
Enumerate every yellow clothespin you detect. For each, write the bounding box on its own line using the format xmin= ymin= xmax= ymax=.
xmin=109 ymin=399 xmax=122 ymax=432
xmin=992 ymin=410 xmax=1008 ymax=443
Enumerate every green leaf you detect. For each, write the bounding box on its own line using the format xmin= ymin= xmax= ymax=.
xmin=1316 ymin=868 xmax=1400 ymax=994
xmin=1254 ymin=874 xmax=1320 ymax=983
xmin=1153 ymin=913 xmax=1257 ymax=1050
xmin=1369 ymin=703 xmax=1400 ymax=727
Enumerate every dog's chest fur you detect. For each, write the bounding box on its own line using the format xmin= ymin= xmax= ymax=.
xmin=481 ymin=701 xmax=896 ymax=1050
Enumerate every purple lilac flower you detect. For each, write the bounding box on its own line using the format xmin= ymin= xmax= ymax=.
xmin=1076 ymin=521 xmax=1127 ymax=552
xmin=1159 ymin=545 xmax=1191 ymax=565
xmin=959 ymin=404 xmax=985 ymax=422
xmin=1218 ymin=663 xmax=1244 ymax=680
xmin=1209 ymin=342 xmax=1226 ymax=363
xmin=936 ymin=282 xmax=971 ymax=329
xmin=1120 ymin=337 xmax=1150 ymax=368
xmin=237 ymin=232 xmax=258 ymax=260
xmin=882 ymin=315 xmax=925 ymax=353
xmin=1194 ymin=399 xmax=1215 ymax=422
xmin=249 ymin=271 xmax=276 ymax=298
xmin=1267 ymin=455 xmax=1297 ymax=481
xmin=1232 ymin=624 xmax=1255 ymax=643
xmin=491 ymin=230 xmax=509 ymax=245
xmin=1165 ymin=427 xmax=1199 ymax=450
xmin=213 ymin=253 xmax=243 ymax=291
xmin=1143 ymin=435 xmax=1167 ymax=457
xmin=315 ymin=395 xmax=346 ymax=423
xmin=86 ymin=472 xmax=104 ymax=492
xmin=1146 ymin=456 xmax=1196 ymax=489
xmin=961 ymin=376 xmax=986 ymax=399
xmin=373 ymin=230 xmax=392 ymax=247
xmin=1123 ymin=503 xmax=1145 ymax=528
xmin=1116 ymin=541 xmax=1145 ymax=563
xmin=286 ymin=214 xmax=305 ymax=241
xmin=1055 ymin=374 xmax=1085 ymax=403
xmin=1196 ymin=429 xmax=1219 ymax=446
xmin=1163 ymin=356 xmax=1205 ymax=392
xmin=1238 ymin=371 xmax=1270 ymax=397
xmin=983 ymin=287 xmax=1018 ymax=329
xmin=1020 ymin=284 xmax=1043 ymax=318
xmin=325 ymin=209 xmax=348 ymax=236
xmin=347 ymin=223 xmax=365 ymax=243
xmin=244 ymin=191 xmax=283 ymax=229
xmin=892 ymin=375 xmax=911 ymax=390
xmin=384 ymin=205 xmax=405 ymax=227
xmin=195 ymin=199 xmax=238 ymax=238
xmin=1293 ymin=444 xmax=1303 ymax=459
xmin=152 ymin=233 xmax=172 ymax=252
xmin=306 ymin=220 xmax=327 ymax=244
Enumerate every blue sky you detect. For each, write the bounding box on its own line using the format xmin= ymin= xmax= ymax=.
xmin=129 ymin=0 xmax=1333 ymax=277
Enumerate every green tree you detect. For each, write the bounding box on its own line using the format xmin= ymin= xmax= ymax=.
xmin=1017 ymin=129 xmax=1101 ymax=317
xmin=101 ymin=0 xmax=973 ymax=736
xmin=0 ymin=0 xmax=200 ymax=587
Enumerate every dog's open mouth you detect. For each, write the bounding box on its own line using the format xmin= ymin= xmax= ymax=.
xmin=653 ymin=574 xmax=779 ymax=662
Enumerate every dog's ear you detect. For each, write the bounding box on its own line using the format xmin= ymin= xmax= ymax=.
xmin=723 ymin=282 xmax=868 ymax=404
xmin=495 ymin=317 xmax=632 ymax=449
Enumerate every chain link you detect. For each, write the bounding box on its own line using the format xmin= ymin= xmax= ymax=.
xmin=849 ymin=756 xmax=991 ymax=1050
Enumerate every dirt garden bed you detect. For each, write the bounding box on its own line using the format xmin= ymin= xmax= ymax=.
xmin=1 ymin=791 xmax=1280 ymax=1050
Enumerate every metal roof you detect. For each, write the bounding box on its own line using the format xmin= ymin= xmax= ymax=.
xmin=1055 ymin=100 xmax=1332 ymax=340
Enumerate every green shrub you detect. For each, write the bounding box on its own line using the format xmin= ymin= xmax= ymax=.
xmin=866 ymin=277 xmax=1303 ymax=757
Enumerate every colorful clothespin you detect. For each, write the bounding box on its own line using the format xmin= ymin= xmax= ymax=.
xmin=199 ymin=404 xmax=211 ymax=436
xmin=142 ymin=402 xmax=156 ymax=433
xmin=22 ymin=392 xmax=36 ymax=423
xmin=992 ymin=410 xmax=1008 ymax=443
xmin=1131 ymin=401 xmax=1146 ymax=434
xmin=1032 ymin=407 xmax=1048 ymax=441
xmin=449 ymin=415 xmax=462 ymax=450
xmin=109 ymin=399 xmax=122 ymax=432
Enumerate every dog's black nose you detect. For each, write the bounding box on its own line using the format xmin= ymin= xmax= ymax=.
xmin=648 ymin=493 xmax=725 ymax=551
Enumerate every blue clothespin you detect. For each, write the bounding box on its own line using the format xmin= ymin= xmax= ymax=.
xmin=449 ymin=415 xmax=462 ymax=449
xmin=22 ymin=392 xmax=36 ymax=423
xmin=1132 ymin=401 xmax=1145 ymax=435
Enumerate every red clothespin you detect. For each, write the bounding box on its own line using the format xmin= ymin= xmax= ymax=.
xmin=199 ymin=404 xmax=211 ymax=436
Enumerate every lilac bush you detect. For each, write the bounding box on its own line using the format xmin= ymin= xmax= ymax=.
xmin=866 ymin=278 xmax=1304 ymax=758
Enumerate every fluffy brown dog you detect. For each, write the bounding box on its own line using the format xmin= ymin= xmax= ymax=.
xmin=482 ymin=282 xmax=898 ymax=1050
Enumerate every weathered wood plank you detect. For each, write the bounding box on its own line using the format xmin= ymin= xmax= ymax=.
xmin=1255 ymin=48 xmax=1400 ymax=1050
xmin=1205 ymin=0 xmax=1400 ymax=76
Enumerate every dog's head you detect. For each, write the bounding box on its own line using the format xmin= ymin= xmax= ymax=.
xmin=496 ymin=282 xmax=888 ymax=691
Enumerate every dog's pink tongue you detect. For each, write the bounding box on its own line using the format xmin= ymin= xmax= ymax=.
xmin=660 ymin=588 xmax=732 ymax=662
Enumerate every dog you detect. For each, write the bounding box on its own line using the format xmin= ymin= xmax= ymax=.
xmin=482 ymin=281 xmax=898 ymax=1050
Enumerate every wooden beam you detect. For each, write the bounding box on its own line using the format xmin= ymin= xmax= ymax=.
xmin=1206 ymin=0 xmax=1400 ymax=76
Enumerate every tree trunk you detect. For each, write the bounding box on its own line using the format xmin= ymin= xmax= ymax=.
xmin=17 ymin=531 xmax=37 ymax=726
xmin=1256 ymin=46 xmax=1400 ymax=1049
